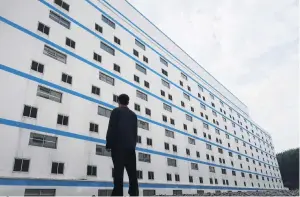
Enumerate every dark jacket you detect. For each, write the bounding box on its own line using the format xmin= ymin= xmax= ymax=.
xmin=106 ymin=107 xmax=138 ymax=150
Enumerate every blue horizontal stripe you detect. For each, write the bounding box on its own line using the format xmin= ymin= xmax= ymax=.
xmin=0 ymin=117 xmax=279 ymax=180
xmin=0 ymin=63 xmax=278 ymax=176
xmin=0 ymin=15 xmax=277 ymax=169
xmin=37 ymin=1 xmax=275 ymax=159
xmin=0 ymin=177 xmax=270 ymax=191
xmin=100 ymin=0 xmax=271 ymax=139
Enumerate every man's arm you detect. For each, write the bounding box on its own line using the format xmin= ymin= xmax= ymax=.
xmin=106 ymin=109 xmax=118 ymax=149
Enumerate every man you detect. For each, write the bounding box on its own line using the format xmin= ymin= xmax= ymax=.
xmin=106 ymin=94 xmax=139 ymax=196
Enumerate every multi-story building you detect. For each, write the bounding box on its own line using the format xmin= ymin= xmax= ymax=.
xmin=0 ymin=0 xmax=283 ymax=196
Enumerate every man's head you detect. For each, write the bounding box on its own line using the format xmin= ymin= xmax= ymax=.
xmin=118 ymin=94 xmax=129 ymax=107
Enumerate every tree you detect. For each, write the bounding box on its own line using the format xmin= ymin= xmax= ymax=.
xmin=276 ymin=148 xmax=299 ymax=190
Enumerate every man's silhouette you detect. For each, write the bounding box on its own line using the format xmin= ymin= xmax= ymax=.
xmin=106 ymin=94 xmax=139 ymax=196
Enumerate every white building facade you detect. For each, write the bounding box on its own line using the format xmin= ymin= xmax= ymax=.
xmin=0 ymin=0 xmax=283 ymax=196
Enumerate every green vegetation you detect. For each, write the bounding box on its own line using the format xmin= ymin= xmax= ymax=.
xmin=276 ymin=148 xmax=299 ymax=190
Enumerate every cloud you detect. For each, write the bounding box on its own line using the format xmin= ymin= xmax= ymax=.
xmin=128 ymin=0 xmax=299 ymax=153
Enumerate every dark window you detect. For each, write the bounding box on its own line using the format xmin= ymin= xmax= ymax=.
xmin=113 ymin=94 xmax=118 ymax=102
xmin=180 ymin=81 xmax=183 ymax=86
xmin=161 ymin=90 xmax=165 ymax=97
xmin=29 ymin=132 xmax=57 ymax=149
xmin=196 ymin=151 xmax=200 ymax=158
xmin=175 ymin=174 xmax=180 ymax=182
xmin=24 ymin=189 xmax=56 ymax=196
xmin=199 ymin=177 xmax=203 ymax=183
xmin=31 ymin=60 xmax=44 ymax=73
xmin=51 ymin=162 xmax=64 ymax=174
xmin=145 ymin=108 xmax=151 ymax=116
xmin=186 ymin=148 xmax=190 ymax=155
xmin=168 ymin=94 xmax=173 ymax=101
xmin=134 ymin=103 xmax=141 ymax=112
xmin=173 ymin=145 xmax=177 ymax=152
xmin=133 ymin=49 xmax=139 ymax=57
xmin=113 ymin=64 xmax=120 ymax=73
xmin=91 ymin=85 xmax=100 ymax=96
xmin=148 ymin=171 xmax=154 ymax=180
xmin=187 ymin=86 xmax=191 ymax=91
xmin=143 ymin=56 xmax=148 ymax=63
xmin=93 ymin=52 xmax=102 ymax=63
xmin=23 ymin=105 xmax=38 ymax=118
xmin=146 ymin=138 xmax=152 ymax=146
xmin=170 ymin=118 xmax=175 ymax=125
xmin=66 ymin=37 xmax=76 ymax=49
xmin=89 ymin=123 xmax=99 ymax=133
xmin=166 ymin=173 xmax=172 ymax=181
xmin=37 ymin=22 xmax=50 ymax=35
xmin=162 ymin=115 xmax=168 ymax=122
xmin=54 ymin=0 xmax=69 ymax=11
xmin=95 ymin=23 xmax=103 ymax=33
xmin=13 ymin=158 xmax=30 ymax=172
xmin=61 ymin=73 xmax=72 ymax=84
xmin=134 ymin=75 xmax=140 ymax=83
xmin=114 ymin=36 xmax=121 ymax=45
xmin=164 ymin=142 xmax=169 ymax=150
xmin=189 ymin=176 xmax=193 ymax=183
xmin=144 ymin=81 xmax=150 ymax=88
xmin=87 ymin=165 xmax=97 ymax=176
xmin=162 ymin=69 xmax=168 ymax=76
xmin=57 ymin=114 xmax=69 ymax=126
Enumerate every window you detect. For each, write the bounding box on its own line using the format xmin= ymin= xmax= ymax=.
xmin=135 ymin=39 xmax=145 ymax=50
xmin=193 ymin=128 xmax=197 ymax=134
xmin=49 ymin=10 xmax=70 ymax=29
xmin=114 ymin=36 xmax=121 ymax=45
xmin=137 ymin=136 xmax=142 ymax=144
xmin=183 ymin=93 xmax=190 ymax=100
xmin=203 ymin=123 xmax=209 ymax=129
xmin=168 ymin=94 xmax=173 ymax=101
xmin=87 ymin=165 xmax=97 ymax=176
xmin=160 ymin=57 xmax=168 ymax=66
xmin=167 ymin=173 xmax=172 ymax=181
xmin=164 ymin=142 xmax=169 ymax=150
xmin=57 ymin=114 xmax=69 ymax=126
xmin=188 ymin=137 xmax=195 ymax=145
xmin=102 ymin=15 xmax=115 ymax=28
xmin=218 ymin=148 xmax=223 ymax=154
xmin=232 ymin=170 xmax=236 ymax=176
xmin=191 ymin=163 xmax=198 ymax=170
xmin=139 ymin=153 xmax=151 ymax=163
xmin=61 ymin=73 xmax=72 ymax=84
xmin=54 ymin=0 xmax=69 ymax=11
xmin=37 ymin=85 xmax=62 ymax=103
xmin=221 ymin=169 xmax=227 ymax=174
xmin=31 ymin=60 xmax=44 ymax=74
xmin=143 ymin=190 xmax=155 ymax=196
xmin=209 ymin=166 xmax=215 ymax=173
xmin=181 ymin=72 xmax=188 ymax=80
xmin=136 ymin=90 xmax=148 ymax=101
xmin=133 ymin=49 xmax=139 ymax=57
xmin=89 ymin=122 xmax=99 ymax=133
xmin=96 ymin=145 xmax=111 ymax=157
xmin=189 ymin=176 xmax=193 ymax=183
xmin=134 ymin=75 xmax=140 ymax=83
xmin=186 ymin=114 xmax=192 ymax=122
xmin=136 ymin=64 xmax=147 ymax=74
xmin=43 ymin=45 xmax=67 ymax=63
xmin=98 ymin=106 xmax=112 ymax=118
xmin=200 ymin=103 xmax=206 ymax=110
xmin=183 ymin=124 xmax=187 ymax=130
xmin=138 ymin=120 xmax=149 ymax=130
xmin=206 ymin=144 xmax=212 ymax=150
xmin=170 ymin=118 xmax=175 ymax=125
xmin=113 ymin=64 xmax=120 ymax=73
xmin=144 ymin=80 xmax=150 ymax=88
xmin=29 ymin=132 xmax=57 ymax=149
xmin=162 ymin=69 xmax=168 ymax=76
xmin=66 ymin=37 xmax=75 ymax=49
xmin=229 ymin=152 xmax=233 ymax=157
xmin=99 ymin=72 xmax=115 ymax=85
xmin=186 ymin=148 xmax=190 ymax=155
xmin=163 ymin=103 xmax=172 ymax=112
xmin=215 ymin=128 xmax=220 ymax=135
xmin=161 ymin=90 xmax=165 ymax=97
xmin=91 ymin=85 xmax=100 ymax=96
xmin=146 ymin=138 xmax=152 ymax=146
xmin=212 ymin=111 xmax=217 ymax=117
xmin=196 ymin=151 xmax=200 ymax=158
xmin=161 ymin=79 xmax=170 ymax=88
xmin=93 ymin=52 xmax=102 ymax=63
xmin=181 ymin=101 xmax=185 ymax=107
xmin=173 ymin=145 xmax=177 ymax=152
xmin=37 ymin=22 xmax=50 ymax=35
xmin=98 ymin=189 xmax=113 ymax=196
xmin=167 ymin=158 xmax=177 ymax=167
xmin=51 ymin=162 xmax=64 ymax=174
xmin=95 ymin=23 xmax=103 ymax=33
xmin=145 ymin=108 xmax=151 ymax=116
xmin=180 ymin=81 xmax=183 ymax=86
xmin=134 ymin=103 xmax=141 ymax=112
xmin=165 ymin=129 xmax=174 ymax=138
xmin=24 ymin=189 xmax=56 ymax=196
xmin=142 ymin=55 xmax=149 ymax=64
xmin=23 ymin=105 xmax=37 ymax=118
xmin=13 ymin=158 xmax=30 ymax=172
xmin=100 ymin=42 xmax=115 ymax=56
xmin=175 ymin=174 xmax=180 ymax=182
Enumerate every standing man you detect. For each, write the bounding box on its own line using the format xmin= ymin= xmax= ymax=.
xmin=106 ymin=94 xmax=139 ymax=196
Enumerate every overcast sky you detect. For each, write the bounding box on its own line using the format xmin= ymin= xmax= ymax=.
xmin=127 ymin=0 xmax=299 ymax=153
